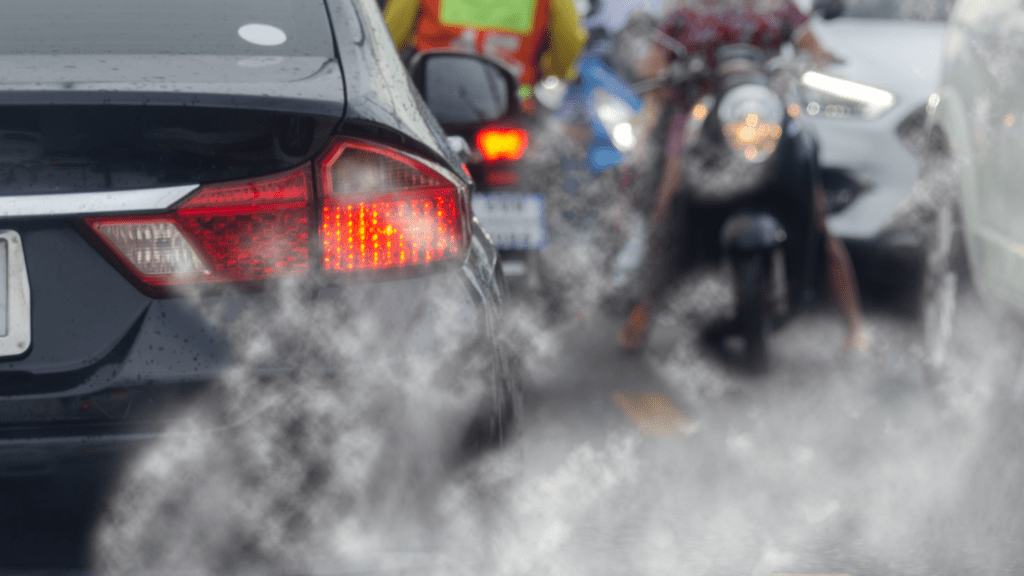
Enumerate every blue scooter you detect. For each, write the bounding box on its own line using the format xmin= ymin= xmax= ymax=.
xmin=537 ymin=40 xmax=643 ymax=175
xmin=531 ymin=40 xmax=647 ymax=307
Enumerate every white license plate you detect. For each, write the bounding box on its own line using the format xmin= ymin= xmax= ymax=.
xmin=472 ymin=193 xmax=547 ymax=249
xmin=0 ymin=230 xmax=31 ymax=358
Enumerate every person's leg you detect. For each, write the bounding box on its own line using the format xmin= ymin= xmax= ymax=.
xmin=618 ymin=190 xmax=680 ymax=350
xmin=814 ymin=186 xmax=871 ymax=352
xmin=618 ymin=162 xmax=684 ymax=350
xmin=619 ymin=113 xmax=689 ymax=350
xmin=825 ymin=235 xmax=870 ymax=351
xmin=649 ymin=151 xmax=686 ymax=228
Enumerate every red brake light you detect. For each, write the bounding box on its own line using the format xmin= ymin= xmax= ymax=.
xmin=318 ymin=139 xmax=469 ymax=272
xmin=86 ymin=166 xmax=312 ymax=288
xmin=86 ymin=138 xmax=468 ymax=294
xmin=476 ymin=128 xmax=528 ymax=162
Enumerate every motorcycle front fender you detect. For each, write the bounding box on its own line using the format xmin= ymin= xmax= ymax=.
xmin=720 ymin=212 xmax=787 ymax=254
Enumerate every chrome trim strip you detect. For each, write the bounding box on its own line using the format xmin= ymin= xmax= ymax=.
xmin=0 ymin=230 xmax=30 ymax=358
xmin=0 ymin=185 xmax=199 ymax=218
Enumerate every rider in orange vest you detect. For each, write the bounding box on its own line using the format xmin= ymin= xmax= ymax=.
xmin=385 ymin=0 xmax=588 ymax=86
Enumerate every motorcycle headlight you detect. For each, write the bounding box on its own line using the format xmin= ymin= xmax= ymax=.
xmin=800 ymin=71 xmax=896 ymax=120
xmin=718 ymin=84 xmax=785 ymax=164
xmin=593 ymin=88 xmax=638 ymax=152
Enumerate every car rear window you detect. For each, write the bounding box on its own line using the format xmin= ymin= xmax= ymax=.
xmin=0 ymin=0 xmax=334 ymax=57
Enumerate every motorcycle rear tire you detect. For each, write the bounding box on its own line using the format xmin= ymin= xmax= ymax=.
xmin=734 ymin=251 xmax=771 ymax=371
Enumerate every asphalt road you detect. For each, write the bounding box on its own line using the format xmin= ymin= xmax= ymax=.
xmin=3 ymin=276 xmax=1024 ymax=575
xmin=504 ymin=274 xmax=1024 ymax=575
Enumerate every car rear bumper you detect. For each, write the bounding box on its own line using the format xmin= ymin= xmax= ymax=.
xmin=0 ymin=248 xmax=508 ymax=474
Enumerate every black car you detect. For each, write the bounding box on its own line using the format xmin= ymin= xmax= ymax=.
xmin=0 ymin=0 xmax=520 ymax=523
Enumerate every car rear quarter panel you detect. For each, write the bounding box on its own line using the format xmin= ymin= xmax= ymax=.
xmin=324 ymin=0 xmax=465 ymax=172
xmin=0 ymin=0 xmax=511 ymax=471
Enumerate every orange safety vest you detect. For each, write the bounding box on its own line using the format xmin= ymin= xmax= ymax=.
xmin=411 ymin=0 xmax=551 ymax=85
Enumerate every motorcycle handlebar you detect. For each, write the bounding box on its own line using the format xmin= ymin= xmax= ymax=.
xmin=651 ymin=29 xmax=688 ymax=59
xmin=630 ymin=57 xmax=708 ymax=94
xmin=629 ymin=48 xmax=841 ymax=95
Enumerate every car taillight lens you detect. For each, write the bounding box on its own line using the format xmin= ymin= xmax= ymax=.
xmin=318 ymin=139 xmax=469 ymax=272
xmin=86 ymin=166 xmax=312 ymax=287
xmin=86 ymin=138 xmax=468 ymax=293
xmin=476 ymin=128 xmax=528 ymax=162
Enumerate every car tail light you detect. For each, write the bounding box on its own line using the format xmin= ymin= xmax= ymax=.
xmin=476 ymin=128 xmax=528 ymax=162
xmin=86 ymin=167 xmax=312 ymax=288
xmin=85 ymin=138 xmax=468 ymax=294
xmin=318 ymin=139 xmax=469 ymax=272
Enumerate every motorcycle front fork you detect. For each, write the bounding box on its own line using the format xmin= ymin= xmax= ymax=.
xmin=730 ymin=246 xmax=789 ymax=320
xmin=770 ymin=246 xmax=788 ymax=318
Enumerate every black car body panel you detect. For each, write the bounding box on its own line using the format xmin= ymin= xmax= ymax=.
xmin=0 ymin=0 xmax=513 ymax=477
xmin=323 ymin=0 xmax=466 ymax=171
xmin=0 ymin=0 xmax=344 ymax=116
xmin=0 ymin=223 xmax=151 ymax=376
xmin=0 ymin=0 xmax=335 ymax=57
xmin=0 ymin=106 xmax=340 ymax=195
xmin=0 ymin=57 xmax=347 ymax=118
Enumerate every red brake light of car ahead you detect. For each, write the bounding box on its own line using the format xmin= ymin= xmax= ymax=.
xmin=318 ymin=139 xmax=470 ymax=273
xmin=85 ymin=166 xmax=312 ymax=288
xmin=476 ymin=128 xmax=528 ymax=162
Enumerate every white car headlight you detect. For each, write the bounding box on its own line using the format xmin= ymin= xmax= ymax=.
xmin=717 ymin=84 xmax=784 ymax=164
xmin=593 ymin=88 xmax=637 ymax=152
xmin=800 ymin=71 xmax=896 ymax=120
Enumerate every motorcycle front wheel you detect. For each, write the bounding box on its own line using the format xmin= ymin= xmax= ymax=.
xmin=734 ymin=251 xmax=772 ymax=371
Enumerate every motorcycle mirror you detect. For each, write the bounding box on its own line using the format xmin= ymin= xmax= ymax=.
xmin=534 ymin=76 xmax=568 ymax=111
xmin=812 ymin=0 xmax=844 ymax=19
xmin=574 ymin=0 xmax=595 ymax=18
xmin=408 ymin=51 xmax=520 ymax=129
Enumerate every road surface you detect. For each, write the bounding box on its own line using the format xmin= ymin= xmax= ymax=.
xmin=3 ymin=276 xmax=1023 ymax=575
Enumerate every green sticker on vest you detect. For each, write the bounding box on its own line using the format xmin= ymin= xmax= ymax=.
xmin=439 ymin=0 xmax=538 ymax=34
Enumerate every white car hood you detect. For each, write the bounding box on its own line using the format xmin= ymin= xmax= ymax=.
xmin=812 ymin=18 xmax=946 ymax=105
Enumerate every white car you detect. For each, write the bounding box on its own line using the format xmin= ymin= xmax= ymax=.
xmin=796 ymin=0 xmax=949 ymax=297
xmin=931 ymin=0 xmax=1024 ymax=318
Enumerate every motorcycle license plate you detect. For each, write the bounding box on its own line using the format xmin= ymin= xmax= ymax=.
xmin=471 ymin=193 xmax=547 ymax=249
xmin=0 ymin=230 xmax=31 ymax=358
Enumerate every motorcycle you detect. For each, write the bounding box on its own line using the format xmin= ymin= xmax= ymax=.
xmin=641 ymin=42 xmax=827 ymax=370
xmin=535 ymin=33 xmax=643 ymax=176
xmin=526 ymin=33 xmax=647 ymax=313
xmin=406 ymin=50 xmax=549 ymax=296
xmin=407 ymin=44 xmax=644 ymax=318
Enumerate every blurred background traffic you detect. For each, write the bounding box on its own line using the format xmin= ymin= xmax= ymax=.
xmin=382 ymin=0 xmax=958 ymax=365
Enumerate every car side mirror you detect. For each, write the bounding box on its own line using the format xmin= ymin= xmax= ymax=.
xmin=812 ymin=0 xmax=844 ymax=19
xmin=408 ymin=51 xmax=520 ymax=129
